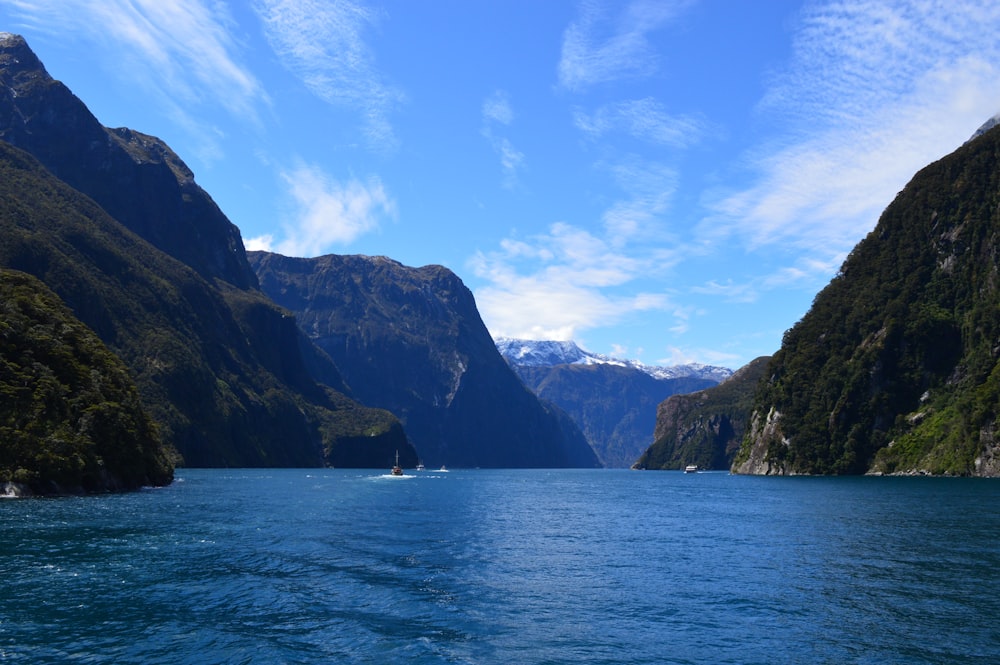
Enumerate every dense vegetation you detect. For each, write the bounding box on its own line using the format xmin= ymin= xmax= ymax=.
xmin=0 ymin=137 xmax=409 ymax=470
xmin=735 ymin=126 xmax=1000 ymax=476
xmin=0 ymin=269 xmax=172 ymax=494
xmin=636 ymin=356 xmax=770 ymax=470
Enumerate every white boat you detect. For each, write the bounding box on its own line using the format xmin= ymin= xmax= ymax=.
xmin=438 ymin=465 xmax=448 ymax=472
xmin=416 ymin=462 xmax=426 ymax=471
xmin=391 ymin=450 xmax=403 ymax=476
xmin=684 ymin=465 xmax=698 ymax=473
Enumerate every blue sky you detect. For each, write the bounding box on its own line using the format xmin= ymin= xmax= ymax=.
xmin=3 ymin=1 xmax=1000 ymax=370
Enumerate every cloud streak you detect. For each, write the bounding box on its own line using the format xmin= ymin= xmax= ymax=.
xmin=253 ymin=0 xmax=403 ymax=150
xmin=481 ymin=90 xmax=525 ymax=188
xmin=557 ymin=0 xmax=692 ymax=91
xmin=247 ymin=162 xmax=396 ymax=257
xmin=471 ymin=221 xmax=681 ymax=342
xmin=573 ymin=98 xmax=704 ymax=148
xmin=709 ymin=0 xmax=1000 ymax=272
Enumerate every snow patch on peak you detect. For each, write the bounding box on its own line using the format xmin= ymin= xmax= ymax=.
xmin=495 ymin=337 xmax=733 ymax=382
xmin=969 ymin=113 xmax=1000 ymax=142
xmin=494 ymin=337 xmax=587 ymax=366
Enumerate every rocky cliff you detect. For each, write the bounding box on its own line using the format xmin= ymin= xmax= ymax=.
xmin=734 ymin=123 xmax=1000 ymax=476
xmin=635 ymin=356 xmax=770 ymax=470
xmin=248 ymin=251 xmax=600 ymax=468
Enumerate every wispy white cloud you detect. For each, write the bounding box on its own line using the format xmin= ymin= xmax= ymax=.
xmin=470 ymin=222 xmax=681 ymax=341
xmin=573 ymin=98 xmax=705 ymax=147
xmin=482 ymin=90 xmax=514 ymax=126
xmin=600 ymin=156 xmax=678 ymax=243
xmin=253 ymin=161 xmax=396 ymax=257
xmin=658 ymin=346 xmax=741 ymax=367
xmin=691 ymin=278 xmax=759 ymax=304
xmin=481 ymin=90 xmax=525 ymax=188
xmin=254 ymin=0 xmax=404 ymax=151
xmin=471 ymin=147 xmax=684 ymax=342
xmin=0 ymin=0 xmax=266 ymax=159
xmin=708 ymin=0 xmax=1000 ymax=272
xmin=557 ymin=0 xmax=692 ymax=91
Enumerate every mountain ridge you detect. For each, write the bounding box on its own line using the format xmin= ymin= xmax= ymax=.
xmin=498 ymin=338 xmax=727 ymax=467
xmin=636 ymin=356 xmax=771 ymax=471
xmin=495 ymin=337 xmax=733 ymax=382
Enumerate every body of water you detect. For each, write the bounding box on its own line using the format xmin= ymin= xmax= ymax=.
xmin=1 ymin=468 xmax=998 ymax=664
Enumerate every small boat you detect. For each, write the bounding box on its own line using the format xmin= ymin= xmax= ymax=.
xmin=684 ymin=464 xmax=698 ymax=473
xmin=391 ymin=450 xmax=403 ymax=476
xmin=438 ymin=465 xmax=448 ymax=472
xmin=416 ymin=462 xmax=425 ymax=471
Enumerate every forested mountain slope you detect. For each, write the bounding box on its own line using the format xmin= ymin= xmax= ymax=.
xmin=735 ymin=125 xmax=1000 ymax=476
xmin=0 ymin=269 xmax=173 ymax=495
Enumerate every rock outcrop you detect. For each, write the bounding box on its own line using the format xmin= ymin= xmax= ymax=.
xmin=637 ymin=356 xmax=770 ymax=470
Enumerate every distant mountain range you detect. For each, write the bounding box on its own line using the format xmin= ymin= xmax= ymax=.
xmin=495 ymin=338 xmax=733 ymax=382
xmin=497 ymin=338 xmax=732 ymax=468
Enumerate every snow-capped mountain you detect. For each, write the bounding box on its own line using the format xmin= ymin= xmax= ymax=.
xmin=495 ymin=337 xmax=733 ymax=382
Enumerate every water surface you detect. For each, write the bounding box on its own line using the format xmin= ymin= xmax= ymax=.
xmin=2 ymin=469 xmax=998 ymax=663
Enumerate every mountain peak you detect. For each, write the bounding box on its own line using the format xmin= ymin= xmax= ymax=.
xmin=495 ymin=337 xmax=733 ymax=382
xmin=0 ymin=32 xmax=49 ymax=81
xmin=0 ymin=34 xmax=258 ymax=290
xmin=494 ymin=337 xmax=588 ymax=365
xmin=968 ymin=113 xmax=1000 ymax=142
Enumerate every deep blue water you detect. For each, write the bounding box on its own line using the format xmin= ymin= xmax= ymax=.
xmin=1 ymin=469 xmax=999 ymax=664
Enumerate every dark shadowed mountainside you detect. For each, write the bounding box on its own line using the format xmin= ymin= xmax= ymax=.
xmin=735 ymin=123 xmax=1000 ymax=476
xmin=0 ymin=34 xmax=412 ymax=469
xmin=248 ymin=251 xmax=600 ymax=468
xmin=635 ymin=356 xmax=770 ymax=470
xmin=0 ymin=33 xmax=254 ymax=289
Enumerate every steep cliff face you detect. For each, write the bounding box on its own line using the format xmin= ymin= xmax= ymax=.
xmin=511 ymin=363 xmax=717 ymax=468
xmin=248 ymin=251 xmax=600 ymax=468
xmin=735 ymin=124 xmax=1000 ymax=476
xmin=0 ymin=35 xmax=411 ymax=469
xmin=0 ymin=33 xmax=255 ymax=289
xmin=636 ymin=356 xmax=770 ymax=470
